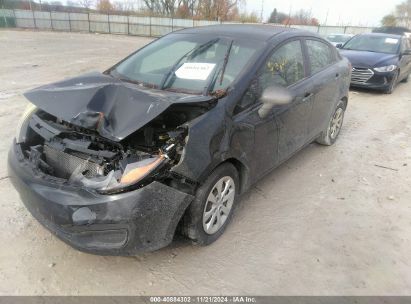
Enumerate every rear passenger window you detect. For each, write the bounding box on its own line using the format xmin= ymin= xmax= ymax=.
xmin=306 ymin=40 xmax=335 ymax=74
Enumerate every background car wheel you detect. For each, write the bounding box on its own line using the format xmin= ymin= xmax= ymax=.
xmin=401 ymin=73 xmax=409 ymax=83
xmin=316 ymin=100 xmax=346 ymax=146
xmin=181 ymin=163 xmax=239 ymax=246
xmin=385 ymin=71 xmax=399 ymax=94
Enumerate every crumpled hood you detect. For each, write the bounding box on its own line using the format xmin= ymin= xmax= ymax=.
xmin=24 ymin=72 xmax=214 ymax=141
xmin=339 ymin=49 xmax=398 ymax=68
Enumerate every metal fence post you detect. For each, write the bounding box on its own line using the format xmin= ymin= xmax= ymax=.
xmin=50 ymin=9 xmax=53 ymax=30
xmin=3 ymin=12 xmax=8 ymax=27
xmin=149 ymin=14 xmax=152 ymax=37
xmin=127 ymin=13 xmax=130 ymax=35
xmin=171 ymin=15 xmax=174 ymax=32
xmin=87 ymin=12 xmax=91 ymax=32
xmin=32 ymin=8 xmax=37 ymax=29
xmin=108 ymin=12 xmax=111 ymax=33
xmin=68 ymin=11 xmax=72 ymax=31
xmin=12 ymin=9 xmax=16 ymax=27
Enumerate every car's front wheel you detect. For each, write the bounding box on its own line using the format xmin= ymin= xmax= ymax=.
xmin=182 ymin=163 xmax=239 ymax=245
xmin=316 ymin=100 xmax=346 ymax=146
xmin=385 ymin=71 xmax=399 ymax=94
xmin=401 ymin=73 xmax=409 ymax=83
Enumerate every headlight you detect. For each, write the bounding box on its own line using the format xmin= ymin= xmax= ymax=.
xmin=120 ymin=155 xmax=165 ymax=184
xmin=90 ymin=155 xmax=166 ymax=194
xmin=374 ymin=65 xmax=397 ymax=72
xmin=16 ymin=103 xmax=37 ymax=143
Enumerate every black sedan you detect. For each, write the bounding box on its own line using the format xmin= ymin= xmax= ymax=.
xmin=339 ymin=33 xmax=411 ymax=93
xmin=8 ymin=25 xmax=350 ymax=255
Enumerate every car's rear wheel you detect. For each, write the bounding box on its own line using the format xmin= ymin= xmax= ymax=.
xmin=316 ymin=100 xmax=346 ymax=146
xmin=181 ymin=163 xmax=239 ymax=245
xmin=385 ymin=71 xmax=399 ymax=94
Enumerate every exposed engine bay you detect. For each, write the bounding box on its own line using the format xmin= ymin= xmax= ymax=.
xmin=20 ymin=104 xmax=210 ymax=194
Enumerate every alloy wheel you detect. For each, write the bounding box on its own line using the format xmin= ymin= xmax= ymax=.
xmin=329 ymin=108 xmax=344 ymax=140
xmin=202 ymin=176 xmax=235 ymax=235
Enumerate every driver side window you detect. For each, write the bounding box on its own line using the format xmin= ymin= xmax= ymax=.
xmin=259 ymin=40 xmax=305 ymax=88
xmin=235 ymin=40 xmax=305 ymax=114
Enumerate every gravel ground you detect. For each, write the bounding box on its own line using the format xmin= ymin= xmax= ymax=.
xmin=0 ymin=29 xmax=410 ymax=296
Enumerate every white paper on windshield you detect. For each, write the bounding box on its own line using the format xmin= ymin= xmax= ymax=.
xmin=385 ymin=38 xmax=399 ymax=44
xmin=175 ymin=63 xmax=216 ymax=80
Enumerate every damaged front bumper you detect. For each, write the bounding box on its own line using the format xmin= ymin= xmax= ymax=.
xmin=8 ymin=141 xmax=193 ymax=255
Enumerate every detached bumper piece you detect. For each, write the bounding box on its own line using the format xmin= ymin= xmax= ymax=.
xmin=8 ymin=142 xmax=193 ymax=255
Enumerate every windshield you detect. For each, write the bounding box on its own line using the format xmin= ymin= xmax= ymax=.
xmin=111 ymin=34 xmax=262 ymax=94
xmin=326 ymin=34 xmax=352 ymax=43
xmin=342 ymin=35 xmax=400 ymax=54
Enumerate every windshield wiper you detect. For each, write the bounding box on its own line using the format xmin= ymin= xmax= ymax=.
xmin=203 ymin=40 xmax=234 ymax=96
xmin=160 ymin=38 xmax=220 ymax=90
xmin=219 ymin=40 xmax=234 ymax=86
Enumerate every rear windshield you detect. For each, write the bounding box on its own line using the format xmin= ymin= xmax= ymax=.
xmin=342 ymin=35 xmax=400 ymax=54
xmin=111 ymin=33 xmax=263 ymax=94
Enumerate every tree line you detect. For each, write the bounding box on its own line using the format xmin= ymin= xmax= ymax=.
xmin=268 ymin=8 xmax=319 ymax=26
xmin=381 ymin=0 xmax=411 ymax=28
xmin=0 ymin=0 xmax=258 ymax=22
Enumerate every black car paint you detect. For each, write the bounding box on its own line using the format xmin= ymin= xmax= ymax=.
xmin=8 ymin=25 xmax=350 ymax=255
xmin=339 ymin=33 xmax=411 ymax=90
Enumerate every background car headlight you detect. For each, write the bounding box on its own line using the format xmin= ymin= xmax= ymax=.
xmin=374 ymin=65 xmax=397 ymax=72
xmin=16 ymin=103 xmax=37 ymax=144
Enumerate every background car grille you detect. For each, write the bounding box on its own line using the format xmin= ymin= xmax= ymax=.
xmin=44 ymin=145 xmax=104 ymax=179
xmin=351 ymin=67 xmax=374 ymax=84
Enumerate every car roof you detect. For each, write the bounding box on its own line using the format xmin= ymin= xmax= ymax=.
xmin=357 ymin=32 xmax=403 ymax=39
xmin=174 ymin=24 xmax=297 ymax=41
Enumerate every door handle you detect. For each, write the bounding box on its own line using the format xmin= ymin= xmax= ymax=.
xmin=302 ymin=93 xmax=313 ymax=102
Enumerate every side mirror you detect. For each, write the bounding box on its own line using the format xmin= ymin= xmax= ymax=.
xmin=336 ymin=43 xmax=343 ymax=49
xmin=402 ymin=49 xmax=411 ymax=55
xmin=258 ymin=86 xmax=293 ymax=118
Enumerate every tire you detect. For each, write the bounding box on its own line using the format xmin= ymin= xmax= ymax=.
xmin=385 ymin=71 xmax=399 ymax=94
xmin=316 ymin=100 xmax=346 ymax=146
xmin=401 ymin=73 xmax=409 ymax=83
xmin=181 ymin=163 xmax=239 ymax=246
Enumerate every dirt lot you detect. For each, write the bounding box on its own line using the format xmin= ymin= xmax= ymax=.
xmin=0 ymin=29 xmax=410 ymax=296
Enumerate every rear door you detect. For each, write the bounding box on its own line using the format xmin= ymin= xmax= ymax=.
xmin=304 ymin=39 xmax=340 ymax=139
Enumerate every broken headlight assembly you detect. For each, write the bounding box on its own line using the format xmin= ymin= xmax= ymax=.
xmin=92 ymin=153 xmax=168 ymax=194
xmin=68 ymin=143 xmax=178 ymax=195
xmin=16 ymin=103 xmax=37 ymax=144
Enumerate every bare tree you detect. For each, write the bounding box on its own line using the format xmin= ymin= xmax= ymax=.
xmin=395 ymin=0 xmax=411 ymax=27
xmin=78 ymin=0 xmax=94 ymax=9
xmin=381 ymin=14 xmax=397 ymax=27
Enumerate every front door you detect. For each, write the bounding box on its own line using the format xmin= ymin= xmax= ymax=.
xmin=259 ymin=39 xmax=314 ymax=163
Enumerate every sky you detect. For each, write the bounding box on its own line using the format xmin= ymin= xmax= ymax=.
xmin=244 ymin=0 xmax=403 ymax=26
